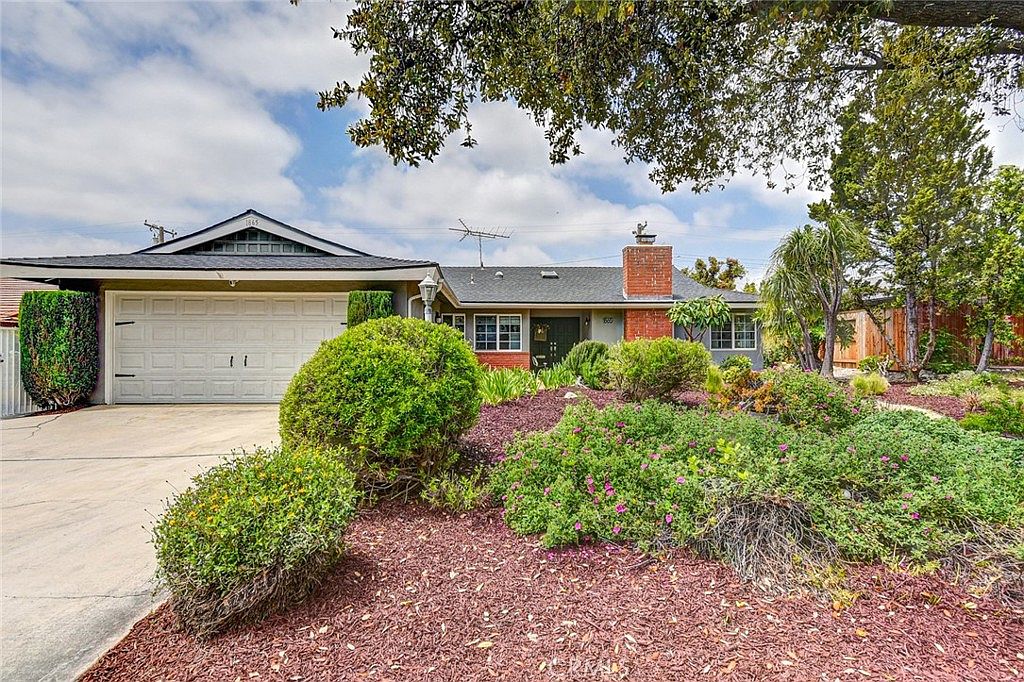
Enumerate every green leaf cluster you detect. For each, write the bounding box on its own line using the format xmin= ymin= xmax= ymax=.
xmin=347 ymin=290 xmax=395 ymax=327
xmin=607 ymin=337 xmax=711 ymax=401
xmin=279 ymin=317 xmax=482 ymax=488
xmin=18 ymin=290 xmax=99 ymax=409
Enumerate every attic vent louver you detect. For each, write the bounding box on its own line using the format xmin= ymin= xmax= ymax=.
xmin=540 ymin=270 xmax=559 ymax=279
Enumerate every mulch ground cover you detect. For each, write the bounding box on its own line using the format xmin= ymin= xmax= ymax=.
xmin=460 ymin=387 xmax=621 ymax=462
xmin=880 ymin=385 xmax=973 ymax=420
xmin=83 ymin=504 xmax=1024 ymax=682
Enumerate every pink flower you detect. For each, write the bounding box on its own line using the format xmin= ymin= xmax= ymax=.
xmin=572 ymin=427 xmax=582 ymax=434
xmin=823 ymin=414 xmax=831 ymax=422
xmin=649 ymin=453 xmax=660 ymax=460
xmin=899 ymin=454 xmax=909 ymax=462
xmin=675 ymin=476 xmax=686 ymax=484
xmin=930 ymin=475 xmax=940 ymax=484
xmin=615 ymin=503 xmax=627 ymax=514
xmin=852 ymin=408 xmax=860 ymax=415
xmin=640 ymin=462 xmax=649 ymax=470
xmin=615 ymin=421 xmax=626 ymax=428
xmin=612 ymin=526 xmax=621 ymax=535
xmin=910 ymin=512 xmax=920 ymax=520
xmin=574 ymin=522 xmax=582 ymax=531
xmin=688 ymin=441 xmax=697 ymax=448
xmin=778 ymin=444 xmax=789 ymax=453
xmin=880 ymin=456 xmax=890 ymax=463
xmin=665 ymin=514 xmax=673 ymax=524
xmin=901 ymin=503 xmax=908 ymax=510
xmin=543 ymin=487 xmax=551 ymax=496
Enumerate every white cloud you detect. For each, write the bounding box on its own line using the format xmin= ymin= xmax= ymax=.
xmin=2 ymin=58 xmax=303 ymax=225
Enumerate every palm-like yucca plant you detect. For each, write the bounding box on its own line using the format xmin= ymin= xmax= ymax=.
xmin=764 ymin=215 xmax=865 ymax=378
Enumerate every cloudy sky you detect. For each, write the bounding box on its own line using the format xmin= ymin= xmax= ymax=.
xmin=2 ymin=2 xmax=1021 ymax=284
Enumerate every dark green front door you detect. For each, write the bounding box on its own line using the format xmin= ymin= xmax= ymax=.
xmin=530 ymin=317 xmax=580 ymax=368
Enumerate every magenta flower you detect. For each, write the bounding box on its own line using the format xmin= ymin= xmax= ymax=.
xmin=778 ymin=444 xmax=789 ymax=453
xmin=899 ymin=454 xmax=909 ymax=462
xmin=612 ymin=526 xmax=621 ymax=535
xmin=615 ymin=503 xmax=627 ymax=514
xmin=880 ymin=456 xmax=890 ymax=463
xmin=574 ymin=521 xmax=582 ymax=531
xmin=823 ymin=414 xmax=831 ymax=422
xmin=640 ymin=462 xmax=649 ymax=471
xmin=543 ymin=487 xmax=551 ymax=496
xmin=675 ymin=476 xmax=686 ymax=484
xmin=615 ymin=421 xmax=626 ymax=428
xmin=665 ymin=514 xmax=673 ymax=524
xmin=572 ymin=426 xmax=582 ymax=434
xmin=930 ymin=475 xmax=940 ymax=484
xmin=852 ymin=408 xmax=860 ymax=415
xmin=649 ymin=452 xmax=660 ymax=460
xmin=910 ymin=512 xmax=920 ymax=520
xmin=688 ymin=441 xmax=697 ymax=448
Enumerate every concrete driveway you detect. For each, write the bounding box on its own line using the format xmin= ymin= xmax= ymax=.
xmin=1 ymin=404 xmax=279 ymax=681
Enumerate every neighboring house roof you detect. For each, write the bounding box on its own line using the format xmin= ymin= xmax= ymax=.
xmin=1 ymin=254 xmax=434 ymax=271
xmin=0 ymin=278 xmax=56 ymax=327
xmin=440 ymin=266 xmax=759 ymax=306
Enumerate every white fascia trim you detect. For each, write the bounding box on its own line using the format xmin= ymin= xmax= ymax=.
xmin=142 ymin=213 xmax=362 ymax=256
xmin=1 ymin=265 xmax=436 ymax=282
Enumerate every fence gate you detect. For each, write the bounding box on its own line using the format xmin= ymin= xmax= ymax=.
xmin=1 ymin=328 xmax=40 ymax=417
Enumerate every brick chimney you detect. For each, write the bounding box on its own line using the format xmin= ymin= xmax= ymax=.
xmin=622 ymin=232 xmax=673 ymax=298
xmin=622 ymin=227 xmax=675 ymax=340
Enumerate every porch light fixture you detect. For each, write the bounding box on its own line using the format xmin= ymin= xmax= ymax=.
xmin=419 ymin=274 xmax=439 ymax=322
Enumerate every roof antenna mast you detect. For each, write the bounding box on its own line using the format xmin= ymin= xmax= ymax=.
xmin=449 ymin=219 xmax=511 ymax=268
xmin=144 ymin=220 xmax=177 ymax=245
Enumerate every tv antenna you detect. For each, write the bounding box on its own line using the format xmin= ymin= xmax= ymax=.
xmin=144 ymin=220 xmax=177 ymax=244
xmin=449 ymin=219 xmax=511 ymax=267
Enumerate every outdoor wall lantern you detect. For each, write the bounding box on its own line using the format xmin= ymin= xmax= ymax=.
xmin=419 ymin=274 xmax=439 ymax=322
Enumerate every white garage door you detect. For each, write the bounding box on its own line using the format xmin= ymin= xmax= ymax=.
xmin=112 ymin=293 xmax=348 ymax=403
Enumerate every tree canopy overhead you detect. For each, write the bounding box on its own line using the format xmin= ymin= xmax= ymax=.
xmin=314 ymin=0 xmax=1023 ymax=193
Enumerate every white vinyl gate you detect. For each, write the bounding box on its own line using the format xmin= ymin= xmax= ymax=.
xmin=1 ymin=328 xmax=40 ymax=417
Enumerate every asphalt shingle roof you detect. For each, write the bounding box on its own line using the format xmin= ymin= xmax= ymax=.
xmin=0 ymin=254 xmax=435 ymax=271
xmin=441 ymin=266 xmax=758 ymax=305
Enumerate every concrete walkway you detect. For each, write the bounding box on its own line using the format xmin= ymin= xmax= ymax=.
xmin=1 ymin=404 xmax=279 ymax=681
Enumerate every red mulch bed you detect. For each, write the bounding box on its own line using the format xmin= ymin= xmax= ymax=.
xmin=880 ymin=385 xmax=975 ymax=420
xmin=460 ymin=388 xmax=621 ymax=462
xmin=83 ymin=504 xmax=1024 ymax=682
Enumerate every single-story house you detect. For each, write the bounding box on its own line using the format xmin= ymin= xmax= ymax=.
xmin=1 ymin=209 xmax=760 ymax=405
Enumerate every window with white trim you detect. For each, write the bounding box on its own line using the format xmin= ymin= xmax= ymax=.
xmin=710 ymin=313 xmax=756 ymax=350
xmin=441 ymin=313 xmax=466 ymax=335
xmin=474 ymin=314 xmax=522 ymax=351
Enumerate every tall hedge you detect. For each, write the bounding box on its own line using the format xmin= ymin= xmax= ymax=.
xmin=19 ymin=290 xmax=99 ymax=409
xmin=347 ymin=290 xmax=394 ymax=327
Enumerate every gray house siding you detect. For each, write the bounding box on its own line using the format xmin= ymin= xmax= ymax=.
xmin=674 ymin=317 xmax=764 ymax=370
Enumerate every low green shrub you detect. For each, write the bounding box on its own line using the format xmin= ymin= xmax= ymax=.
xmin=346 ymin=290 xmax=394 ymax=327
xmin=705 ymin=365 xmax=725 ymax=394
xmin=536 ymin=363 xmax=575 ymax=390
xmin=857 ymin=355 xmax=890 ymax=374
xmin=563 ymin=340 xmax=610 ymax=389
xmin=280 ymin=317 xmax=481 ymax=490
xmin=720 ymin=355 xmax=754 ymax=372
xmin=479 ymin=367 xmax=538 ymax=405
xmin=851 ymin=372 xmax=890 ymax=398
xmin=152 ymin=446 xmax=359 ymax=637
xmin=758 ymin=368 xmax=868 ymax=431
xmin=19 ymin=290 xmax=99 ymax=409
xmin=960 ymin=395 xmax=1024 ymax=437
xmin=607 ymin=338 xmax=711 ymax=401
xmin=421 ymin=466 xmax=491 ymax=512
xmin=762 ymin=345 xmax=793 ymax=368
xmin=909 ymin=371 xmax=1010 ymax=402
xmin=492 ymin=401 xmax=1024 ymax=575
xmin=922 ymin=329 xmax=971 ymax=375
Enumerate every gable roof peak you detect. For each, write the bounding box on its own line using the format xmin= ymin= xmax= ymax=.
xmin=135 ymin=210 xmax=371 ymax=257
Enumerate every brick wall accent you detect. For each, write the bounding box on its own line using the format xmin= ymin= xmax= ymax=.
xmin=622 ymin=245 xmax=673 ymax=297
xmin=475 ymin=352 xmax=531 ymax=370
xmin=624 ymin=309 xmax=674 ymax=341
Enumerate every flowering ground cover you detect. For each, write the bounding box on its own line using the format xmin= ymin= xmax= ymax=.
xmin=82 ymin=503 xmax=1024 ymax=682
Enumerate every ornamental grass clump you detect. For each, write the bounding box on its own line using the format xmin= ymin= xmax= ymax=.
xmin=479 ymin=367 xmax=538 ymax=405
xmin=851 ymin=371 xmax=889 ymax=398
xmin=280 ymin=317 xmax=481 ymax=492
xmin=153 ymin=446 xmax=359 ymax=638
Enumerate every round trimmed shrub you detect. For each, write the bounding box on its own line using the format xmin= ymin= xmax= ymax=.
xmin=607 ymin=337 xmax=711 ymax=401
xmin=152 ymin=446 xmax=359 ymax=638
xmin=279 ymin=317 xmax=482 ymax=487
xmin=19 ymin=290 xmax=99 ymax=409
xmin=563 ymin=340 xmax=610 ymax=389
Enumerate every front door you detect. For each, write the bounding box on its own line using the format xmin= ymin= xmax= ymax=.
xmin=530 ymin=317 xmax=580 ymax=368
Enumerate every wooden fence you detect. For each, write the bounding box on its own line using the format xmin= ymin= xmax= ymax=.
xmin=834 ymin=305 xmax=1024 ymax=368
xmin=1 ymin=327 xmax=40 ymax=417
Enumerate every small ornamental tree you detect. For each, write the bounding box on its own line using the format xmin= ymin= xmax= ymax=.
xmin=347 ymin=290 xmax=395 ymax=327
xmin=19 ymin=291 xmax=99 ymax=409
xmin=666 ymin=296 xmax=732 ymax=342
